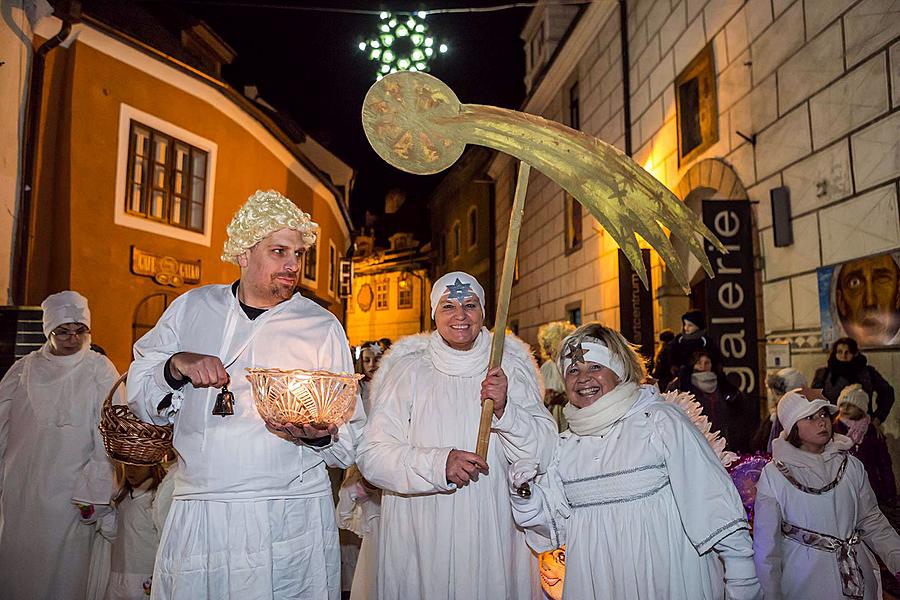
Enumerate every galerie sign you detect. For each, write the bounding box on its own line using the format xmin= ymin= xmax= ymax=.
xmin=701 ymin=200 xmax=759 ymax=395
xmin=618 ymin=249 xmax=654 ymax=361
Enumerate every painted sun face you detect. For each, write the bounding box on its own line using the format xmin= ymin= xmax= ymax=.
xmin=539 ymin=546 xmax=566 ymax=600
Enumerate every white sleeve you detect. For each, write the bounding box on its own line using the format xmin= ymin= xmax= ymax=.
xmin=128 ymin=295 xmax=189 ymax=425
xmin=0 ymin=360 xmax=26 ymax=478
xmin=357 ymin=355 xmax=455 ymax=495
xmin=509 ymin=455 xmax=569 ymax=553
xmin=715 ymin=529 xmax=764 ymax=600
xmin=491 ymin=350 xmax=558 ymax=469
xmin=72 ymin=356 xmax=119 ymax=505
xmin=752 ymin=469 xmax=784 ymax=600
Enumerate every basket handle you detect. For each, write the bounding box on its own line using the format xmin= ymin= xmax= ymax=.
xmin=105 ymin=372 xmax=128 ymax=410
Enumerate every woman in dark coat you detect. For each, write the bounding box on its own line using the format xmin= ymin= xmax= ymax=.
xmin=812 ymin=337 xmax=895 ymax=426
xmin=667 ymin=349 xmax=744 ymax=450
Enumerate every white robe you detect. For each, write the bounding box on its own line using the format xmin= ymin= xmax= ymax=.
xmin=754 ymin=435 xmax=900 ymax=600
xmin=127 ymin=284 xmax=365 ymax=600
xmin=512 ymin=386 xmax=760 ymax=599
xmin=357 ymin=329 xmax=556 ymax=600
xmin=106 ymin=481 xmax=160 ymax=599
xmin=0 ymin=343 xmax=118 ymax=599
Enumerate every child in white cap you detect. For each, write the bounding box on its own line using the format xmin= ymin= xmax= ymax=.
xmin=754 ymin=388 xmax=900 ymax=599
xmin=834 ymin=384 xmax=897 ymax=503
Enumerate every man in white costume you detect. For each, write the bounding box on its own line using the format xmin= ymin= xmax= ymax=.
xmin=127 ymin=189 xmax=364 ymax=599
xmin=0 ymin=291 xmax=118 ymax=599
xmin=357 ymin=271 xmax=556 ymax=599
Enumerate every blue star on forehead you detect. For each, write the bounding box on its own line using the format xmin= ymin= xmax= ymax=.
xmin=564 ymin=342 xmax=588 ymax=364
xmin=444 ymin=278 xmax=474 ymax=303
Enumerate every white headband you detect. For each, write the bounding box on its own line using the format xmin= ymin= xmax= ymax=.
xmin=430 ymin=271 xmax=486 ymax=318
xmin=559 ymin=338 xmax=626 ymax=381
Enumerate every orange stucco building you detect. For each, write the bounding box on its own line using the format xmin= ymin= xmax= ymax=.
xmin=22 ymin=15 xmax=353 ymax=372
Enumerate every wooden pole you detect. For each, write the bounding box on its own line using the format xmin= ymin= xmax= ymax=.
xmin=476 ymin=161 xmax=530 ymax=460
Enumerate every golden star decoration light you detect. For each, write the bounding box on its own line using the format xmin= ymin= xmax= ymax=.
xmin=247 ymin=368 xmax=362 ymax=428
xmin=358 ymin=11 xmax=448 ymax=81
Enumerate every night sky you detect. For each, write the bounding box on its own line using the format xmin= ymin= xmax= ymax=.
xmin=171 ymin=0 xmax=530 ymax=225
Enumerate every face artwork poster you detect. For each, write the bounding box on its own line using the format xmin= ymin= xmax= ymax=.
xmin=817 ymin=251 xmax=900 ymax=349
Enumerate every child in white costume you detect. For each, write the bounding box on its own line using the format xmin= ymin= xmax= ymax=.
xmin=105 ymin=462 xmax=176 ymax=599
xmin=509 ymin=323 xmax=762 ymax=599
xmin=753 ymin=388 xmax=900 ymax=600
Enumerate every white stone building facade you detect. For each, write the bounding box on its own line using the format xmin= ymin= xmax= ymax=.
xmin=489 ymin=0 xmax=899 ymax=441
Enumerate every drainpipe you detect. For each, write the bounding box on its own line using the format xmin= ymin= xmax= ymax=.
xmin=619 ymin=0 xmax=632 ymax=156
xmin=12 ymin=4 xmax=78 ymax=305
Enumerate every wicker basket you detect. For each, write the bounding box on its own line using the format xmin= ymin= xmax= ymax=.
xmin=99 ymin=373 xmax=174 ymax=466
xmin=247 ymin=368 xmax=363 ymax=429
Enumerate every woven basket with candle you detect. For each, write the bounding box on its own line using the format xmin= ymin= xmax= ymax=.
xmin=247 ymin=368 xmax=363 ymax=429
xmin=99 ymin=374 xmax=174 ymax=466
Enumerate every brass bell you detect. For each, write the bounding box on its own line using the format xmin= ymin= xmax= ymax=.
xmin=516 ymin=483 xmax=531 ymax=499
xmin=212 ymin=384 xmax=235 ymax=417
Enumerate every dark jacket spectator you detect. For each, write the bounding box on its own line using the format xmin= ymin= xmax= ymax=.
xmin=812 ymin=337 xmax=895 ymax=424
xmin=667 ymin=349 xmax=744 ymax=450
xmin=652 ymin=329 xmax=676 ymax=391
xmin=668 ymin=310 xmax=720 ymax=375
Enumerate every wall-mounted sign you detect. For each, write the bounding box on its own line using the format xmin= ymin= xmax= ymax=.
xmin=131 ymin=246 xmax=201 ymax=288
xmin=702 ymin=200 xmax=759 ymax=395
xmin=618 ymin=249 xmax=654 ymax=361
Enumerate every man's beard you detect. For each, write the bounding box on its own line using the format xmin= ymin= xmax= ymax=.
xmin=844 ymin=310 xmax=900 ymax=345
xmin=266 ymin=271 xmax=298 ymax=301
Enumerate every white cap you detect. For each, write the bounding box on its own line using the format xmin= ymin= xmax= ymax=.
xmin=837 ymin=384 xmax=869 ymax=414
xmin=777 ymin=388 xmax=837 ymax=436
xmin=41 ymin=291 xmax=90 ymax=336
xmin=430 ymin=271 xmax=485 ymax=318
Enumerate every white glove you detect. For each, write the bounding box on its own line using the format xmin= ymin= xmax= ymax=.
xmin=508 ymin=457 xmax=540 ymax=494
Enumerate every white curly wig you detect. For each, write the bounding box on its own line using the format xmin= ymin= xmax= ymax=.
xmin=221 ymin=189 xmax=319 ymax=264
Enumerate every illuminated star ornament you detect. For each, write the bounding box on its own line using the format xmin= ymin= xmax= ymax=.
xmin=358 ymin=11 xmax=449 ymax=81
xmin=444 ymin=278 xmax=473 ymax=303
xmin=564 ymin=342 xmax=588 ymax=365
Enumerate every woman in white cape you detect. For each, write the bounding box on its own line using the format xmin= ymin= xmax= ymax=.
xmin=508 ymin=323 xmax=762 ymax=599
xmin=753 ymin=388 xmax=900 ymax=599
xmin=357 ymin=271 xmax=557 ymax=599
xmin=0 ymin=291 xmax=118 ymax=599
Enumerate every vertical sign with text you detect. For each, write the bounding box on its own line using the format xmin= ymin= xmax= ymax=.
xmin=618 ymin=249 xmax=655 ymax=361
xmin=701 ymin=200 xmax=759 ymax=397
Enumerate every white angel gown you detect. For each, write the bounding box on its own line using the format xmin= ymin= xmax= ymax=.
xmin=754 ymin=435 xmax=900 ymax=600
xmin=357 ymin=329 xmax=557 ymax=600
xmin=106 ymin=479 xmax=161 ymax=599
xmin=0 ymin=342 xmax=118 ymax=599
xmin=512 ymin=385 xmax=759 ymax=599
xmin=127 ymin=284 xmax=365 ymax=600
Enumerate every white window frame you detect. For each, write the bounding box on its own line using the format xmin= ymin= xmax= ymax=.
xmin=467 ymin=206 xmax=478 ymax=250
xmin=301 ymin=242 xmax=318 ymax=287
xmin=328 ymin=240 xmax=337 ymax=297
xmin=114 ymin=103 xmax=217 ymax=246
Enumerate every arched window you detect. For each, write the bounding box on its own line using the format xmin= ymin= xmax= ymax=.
xmin=132 ymin=292 xmax=177 ymax=344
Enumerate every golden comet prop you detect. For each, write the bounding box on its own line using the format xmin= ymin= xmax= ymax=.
xmin=362 ymin=71 xmax=724 ymax=459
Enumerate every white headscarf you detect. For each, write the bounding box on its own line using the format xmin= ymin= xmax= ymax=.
xmin=430 ymin=271 xmax=486 ymax=318
xmin=41 ymin=291 xmax=90 ymax=336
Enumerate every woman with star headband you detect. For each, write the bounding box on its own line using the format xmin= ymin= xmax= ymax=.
xmin=357 ymin=271 xmax=556 ymax=599
xmin=507 ymin=322 xmax=763 ymax=599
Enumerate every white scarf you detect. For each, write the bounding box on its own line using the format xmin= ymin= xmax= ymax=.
xmin=691 ymin=371 xmax=718 ymax=393
xmin=428 ymin=327 xmax=491 ymax=377
xmin=563 ymin=381 xmax=641 ymax=437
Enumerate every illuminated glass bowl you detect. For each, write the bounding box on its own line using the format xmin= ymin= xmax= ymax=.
xmin=247 ymin=368 xmax=363 ymax=428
